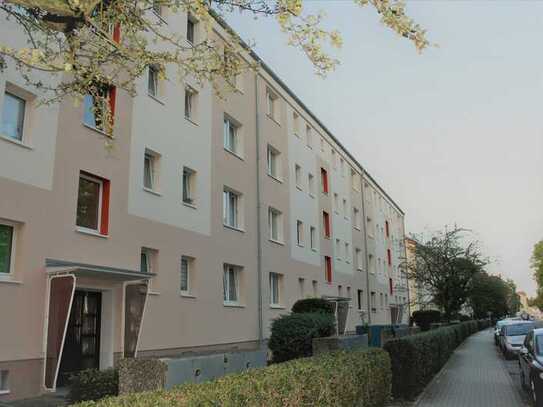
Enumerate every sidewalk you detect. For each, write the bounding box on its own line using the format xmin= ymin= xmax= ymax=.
xmin=416 ymin=329 xmax=528 ymax=407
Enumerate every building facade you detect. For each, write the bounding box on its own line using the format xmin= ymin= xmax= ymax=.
xmin=0 ymin=9 xmax=408 ymax=401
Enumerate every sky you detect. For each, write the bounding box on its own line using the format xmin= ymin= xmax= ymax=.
xmin=225 ymin=1 xmax=543 ymax=296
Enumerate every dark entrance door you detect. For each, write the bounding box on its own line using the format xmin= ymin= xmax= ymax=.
xmin=58 ymin=290 xmax=102 ymax=386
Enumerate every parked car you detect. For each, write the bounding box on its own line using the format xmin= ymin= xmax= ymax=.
xmin=500 ymin=321 xmax=535 ymax=359
xmin=519 ymin=328 xmax=543 ymax=406
xmin=495 ymin=319 xmax=515 ymax=346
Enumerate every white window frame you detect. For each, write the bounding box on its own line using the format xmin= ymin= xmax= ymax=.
xmin=267 ymin=145 xmax=281 ymax=180
xmin=184 ymin=86 xmax=197 ymax=122
xmin=335 ymin=238 xmax=341 ymax=260
xmin=266 ymin=88 xmax=279 ymax=122
xmin=345 ymin=242 xmax=350 ymax=264
xmin=223 ymin=264 xmax=240 ymax=305
xmin=143 ymin=149 xmax=160 ymax=192
xmin=0 ymin=221 xmax=16 ymax=279
xmin=147 ymin=65 xmax=160 ymax=98
xmin=310 ymin=226 xmax=317 ymax=251
xmin=269 ymin=272 xmax=281 ymax=306
xmin=268 ymin=207 xmax=283 ymax=243
xmin=180 ymin=256 xmax=192 ymax=295
xmin=333 ymin=193 xmax=339 ymax=213
xmin=76 ymin=173 xmax=103 ymax=234
xmin=182 ymin=166 xmax=196 ymax=206
xmin=292 ymin=111 xmax=300 ymax=137
xmin=0 ymin=370 xmax=9 ymax=395
xmin=308 ymin=173 xmax=315 ymax=196
xmin=223 ymin=116 xmax=242 ymax=157
xmin=140 ymin=248 xmax=154 ymax=274
xmin=186 ymin=14 xmax=196 ymax=44
xmin=1 ymin=89 xmax=27 ymax=143
xmin=295 ymin=164 xmax=302 ymax=190
xmin=223 ymin=188 xmax=242 ymax=230
xmin=305 ymin=125 xmax=312 ymax=148
xmin=356 ymin=248 xmax=363 ymax=271
xmin=343 ymin=198 xmax=348 ymax=218
xmin=296 ymin=220 xmax=304 ymax=247
xmin=353 ymin=207 xmax=361 ymax=229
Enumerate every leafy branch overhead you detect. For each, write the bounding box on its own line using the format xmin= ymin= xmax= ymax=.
xmin=0 ymin=0 xmax=430 ymax=119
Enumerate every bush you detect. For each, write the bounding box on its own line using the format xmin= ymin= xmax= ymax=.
xmin=291 ymin=298 xmax=335 ymax=314
xmin=68 ymin=368 xmax=118 ymax=403
xmin=268 ymin=312 xmax=335 ymax=363
xmin=74 ymin=348 xmax=391 ymax=407
xmin=411 ymin=310 xmax=441 ymax=331
xmin=384 ymin=320 xmax=483 ymax=400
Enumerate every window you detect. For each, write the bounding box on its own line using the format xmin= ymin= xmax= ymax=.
xmin=148 ymin=65 xmax=160 ymax=98
xmin=270 ymin=272 xmax=281 ymax=305
xmin=268 ymin=207 xmax=283 ymax=242
xmin=324 ymin=256 xmax=332 ymax=283
xmin=1 ymin=91 xmax=25 ymax=141
xmin=266 ymin=88 xmax=279 ymax=122
xmin=333 ymin=193 xmax=339 ymax=213
xmin=370 ymin=292 xmax=376 ymax=311
xmin=305 ymin=125 xmax=312 ymax=148
xmin=0 ymin=370 xmax=8 ymax=394
xmin=184 ymin=86 xmax=197 ymax=121
xmin=83 ymin=84 xmax=116 ymax=133
xmin=76 ymin=172 xmax=110 ymax=235
xmin=295 ymin=164 xmax=302 ymax=189
xmin=338 ymin=285 xmax=343 ymax=297
xmin=352 ymin=170 xmax=359 ymax=190
xmin=292 ymin=111 xmax=300 ymax=137
xmin=320 ymin=138 xmax=324 ymax=152
xmin=340 ymin=158 xmax=345 ymax=176
xmin=180 ymin=256 xmax=193 ymax=294
xmin=323 ymin=211 xmax=330 ymax=238
xmin=140 ymin=248 xmax=156 ymax=274
xmin=331 ymin=150 xmax=336 ymax=169
xmin=347 ymin=286 xmax=352 ymax=303
xmin=296 ymin=220 xmax=304 ymax=246
xmin=389 ymin=278 xmax=394 ymax=295
xmin=308 ymin=173 xmax=315 ymax=196
xmin=310 ymin=226 xmax=317 ymax=250
xmin=343 ymin=198 xmax=348 ymax=218
xmin=298 ymin=278 xmax=305 ymax=298
xmin=357 ymin=289 xmax=363 ymax=310
xmin=385 ymin=220 xmax=390 ymax=238
xmin=353 ymin=207 xmax=361 ymax=229
xmin=143 ymin=149 xmax=160 ymax=191
xmin=223 ymin=116 xmax=241 ymax=156
xmin=345 ymin=242 xmax=350 ymax=263
xmin=385 ymin=293 xmax=389 ymax=307
xmin=368 ymin=254 xmax=375 ymax=273
xmin=387 ymin=249 xmax=392 ymax=266
xmin=335 ymin=239 xmax=341 ymax=260
xmin=182 ymin=167 xmax=196 ymax=205
xmin=186 ymin=15 xmax=195 ymax=44
xmin=312 ymin=280 xmax=318 ymax=296
xmin=0 ymin=224 xmax=14 ymax=275
xmin=320 ymin=168 xmax=328 ymax=194
xmin=267 ymin=145 xmax=281 ymax=179
xmin=356 ymin=248 xmax=363 ymax=270
xmin=223 ymin=264 xmax=240 ymax=304
xmin=223 ymin=189 xmax=241 ymax=229
xmin=380 ymin=293 xmax=384 ymax=308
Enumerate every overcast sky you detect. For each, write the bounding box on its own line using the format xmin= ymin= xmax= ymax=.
xmin=226 ymin=1 xmax=543 ymax=296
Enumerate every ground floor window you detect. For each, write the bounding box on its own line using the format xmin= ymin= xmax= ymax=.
xmin=223 ymin=264 xmax=240 ymax=304
xmin=0 ymin=224 xmax=14 ymax=275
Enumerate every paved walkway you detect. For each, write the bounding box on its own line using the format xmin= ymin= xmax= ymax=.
xmin=416 ymin=329 xmax=528 ymax=407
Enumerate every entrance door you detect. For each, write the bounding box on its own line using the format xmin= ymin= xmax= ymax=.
xmin=58 ymin=290 xmax=102 ymax=386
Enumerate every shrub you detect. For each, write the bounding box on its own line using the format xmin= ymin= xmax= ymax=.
xmin=268 ymin=312 xmax=335 ymax=363
xmin=68 ymin=368 xmax=118 ymax=403
xmin=411 ymin=310 xmax=441 ymax=331
xmin=384 ymin=320 xmax=483 ymax=400
xmin=74 ymin=348 xmax=391 ymax=407
xmin=291 ymin=298 xmax=335 ymax=314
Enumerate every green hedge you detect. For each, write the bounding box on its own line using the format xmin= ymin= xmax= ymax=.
xmin=268 ymin=312 xmax=335 ymax=363
xmin=412 ymin=310 xmax=441 ymax=332
xmin=384 ymin=320 xmax=487 ymax=400
xmin=291 ymin=298 xmax=335 ymax=314
xmin=74 ymin=348 xmax=391 ymax=407
xmin=68 ymin=368 xmax=118 ymax=403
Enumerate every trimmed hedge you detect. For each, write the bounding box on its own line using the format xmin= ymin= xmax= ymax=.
xmin=384 ymin=320 xmax=489 ymax=400
xmin=68 ymin=368 xmax=118 ymax=403
xmin=268 ymin=312 xmax=335 ymax=363
xmin=291 ymin=298 xmax=335 ymax=314
xmin=74 ymin=348 xmax=391 ymax=407
xmin=412 ymin=310 xmax=441 ymax=331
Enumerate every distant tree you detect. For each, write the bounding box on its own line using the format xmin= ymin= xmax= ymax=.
xmin=0 ymin=0 xmax=431 ymax=130
xmin=403 ymin=227 xmax=488 ymax=321
xmin=468 ymin=272 xmax=510 ymax=319
xmin=504 ymin=278 xmax=521 ymax=315
xmin=530 ymin=240 xmax=543 ymax=311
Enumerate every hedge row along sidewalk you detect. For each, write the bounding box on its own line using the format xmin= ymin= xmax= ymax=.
xmin=74 ymin=348 xmax=391 ymax=407
xmin=383 ymin=319 xmax=491 ymax=401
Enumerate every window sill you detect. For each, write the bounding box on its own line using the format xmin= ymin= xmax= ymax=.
xmin=270 ymin=304 xmax=285 ymax=310
xmin=224 ymin=224 xmax=245 ymax=233
xmin=297 ymin=243 xmax=304 ymax=248
xmin=143 ymin=187 xmax=162 ymax=196
xmin=185 ymin=117 xmax=199 ymax=126
xmin=311 ymin=247 xmax=318 ymax=252
xmin=324 ymin=236 xmax=330 ymax=240
xmin=180 ymin=292 xmax=196 ymax=299
xmin=269 ymin=238 xmax=285 ymax=246
xmin=0 ymin=134 xmax=33 ymax=150
xmin=148 ymin=93 xmax=165 ymax=105
xmin=309 ymin=193 xmax=315 ymax=199
xmin=183 ymin=201 xmax=197 ymax=210
xmin=295 ymin=185 xmax=303 ymax=192
xmin=354 ymin=226 xmax=361 ymax=231
xmin=268 ymin=174 xmax=283 ymax=184
xmin=76 ymin=228 xmax=108 ymax=239
xmin=223 ymin=302 xmax=245 ymax=308
xmin=0 ymin=277 xmax=22 ymax=285
xmin=224 ymin=148 xmax=244 ymax=161
xmin=266 ymin=114 xmax=281 ymax=126
xmin=148 ymin=290 xmax=160 ymax=296
xmin=0 ymin=390 xmax=10 ymax=395
xmin=82 ymin=123 xmax=112 ymax=138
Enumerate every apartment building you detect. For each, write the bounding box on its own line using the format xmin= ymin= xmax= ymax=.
xmin=0 ymin=8 xmax=408 ymax=401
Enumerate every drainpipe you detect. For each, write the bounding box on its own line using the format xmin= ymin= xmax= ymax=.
xmin=254 ymin=68 xmax=264 ymax=347
xmin=360 ymin=170 xmax=372 ymax=326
